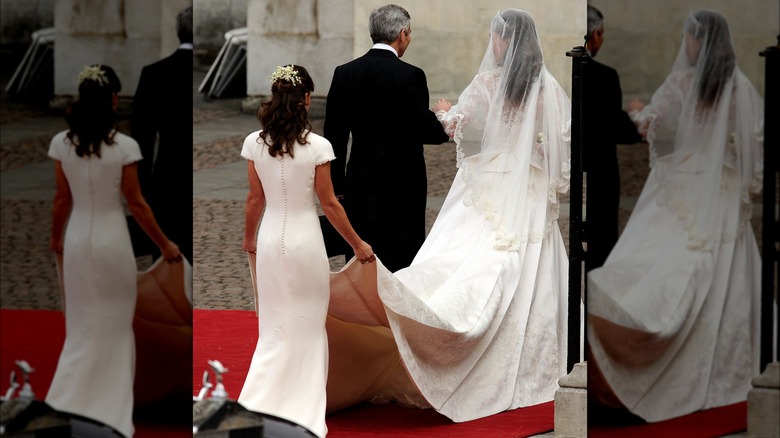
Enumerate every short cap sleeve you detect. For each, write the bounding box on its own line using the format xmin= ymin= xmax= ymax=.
xmin=48 ymin=131 xmax=68 ymax=161
xmin=311 ymin=135 xmax=336 ymax=165
xmin=122 ymin=136 xmax=143 ymax=165
xmin=241 ymin=131 xmax=262 ymax=160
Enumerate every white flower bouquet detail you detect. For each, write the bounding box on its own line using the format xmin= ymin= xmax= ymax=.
xmin=270 ymin=65 xmax=301 ymax=86
xmin=78 ymin=65 xmax=108 ymax=86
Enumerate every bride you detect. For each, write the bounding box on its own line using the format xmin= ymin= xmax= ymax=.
xmin=587 ymin=9 xmax=764 ymax=422
xmin=325 ymin=9 xmax=571 ymax=421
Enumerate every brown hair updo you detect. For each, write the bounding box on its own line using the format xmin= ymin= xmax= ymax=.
xmin=257 ymin=65 xmax=315 ymax=158
xmin=66 ymin=64 xmax=121 ymax=158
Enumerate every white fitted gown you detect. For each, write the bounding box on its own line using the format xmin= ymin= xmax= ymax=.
xmin=238 ymin=131 xmax=335 ymax=438
xmin=46 ymin=130 xmax=142 ymax=438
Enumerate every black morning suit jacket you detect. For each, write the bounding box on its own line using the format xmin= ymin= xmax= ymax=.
xmin=131 ymin=48 xmax=194 ymax=263
xmin=583 ymin=58 xmax=642 ymax=271
xmin=324 ymin=48 xmax=450 ymax=272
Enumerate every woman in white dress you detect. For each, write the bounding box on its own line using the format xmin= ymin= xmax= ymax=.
xmin=238 ymin=65 xmax=374 ymax=438
xmin=325 ymin=9 xmax=571 ymax=422
xmin=48 ymin=64 xmax=181 ymax=437
xmin=587 ymin=9 xmax=764 ymax=422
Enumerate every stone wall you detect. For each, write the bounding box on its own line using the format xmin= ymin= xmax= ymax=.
xmin=589 ymin=0 xmax=777 ymax=99
xmin=245 ymin=0 xmax=586 ymax=99
xmin=53 ymin=0 xmax=190 ymax=96
xmin=246 ymin=0 xmax=353 ymax=97
xmin=193 ymin=0 xmax=247 ymax=63
xmin=0 ymin=0 xmax=54 ymax=48
xmin=11 ymin=0 xmax=771 ymax=100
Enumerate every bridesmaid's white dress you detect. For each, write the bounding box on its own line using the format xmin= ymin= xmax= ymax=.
xmin=238 ymin=131 xmax=335 ymax=438
xmin=46 ymin=130 xmax=142 ymax=438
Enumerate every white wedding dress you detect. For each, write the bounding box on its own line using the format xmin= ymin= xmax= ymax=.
xmin=587 ymin=10 xmax=764 ymax=422
xmin=587 ymin=154 xmax=761 ymax=421
xmin=238 ymin=131 xmax=335 ymax=438
xmin=325 ymin=10 xmax=572 ymax=422
xmin=326 ymin=157 xmax=570 ymax=421
xmin=46 ymin=130 xmax=142 ymax=438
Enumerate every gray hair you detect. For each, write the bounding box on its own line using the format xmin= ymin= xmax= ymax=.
xmin=369 ymin=4 xmax=411 ymax=44
xmin=176 ymin=5 xmax=193 ymax=44
xmin=586 ymin=5 xmax=604 ymax=40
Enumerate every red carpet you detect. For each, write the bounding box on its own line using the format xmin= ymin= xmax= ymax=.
xmin=194 ymin=308 xmax=555 ymax=437
xmin=589 ymin=401 xmax=747 ymax=438
xmin=0 ymin=309 xmax=189 ymax=437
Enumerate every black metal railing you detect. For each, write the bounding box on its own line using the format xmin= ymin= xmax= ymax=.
xmin=759 ymin=37 xmax=779 ymax=372
xmin=565 ymin=46 xmax=589 ymax=372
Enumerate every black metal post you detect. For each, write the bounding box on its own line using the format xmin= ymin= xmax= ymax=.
xmin=565 ymin=46 xmax=588 ymax=372
xmin=759 ymin=38 xmax=779 ymax=372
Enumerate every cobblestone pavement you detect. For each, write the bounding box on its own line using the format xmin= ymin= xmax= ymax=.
xmin=0 ymin=67 xmax=765 ymax=312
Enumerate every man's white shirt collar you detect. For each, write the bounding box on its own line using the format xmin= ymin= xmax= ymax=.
xmin=372 ymin=43 xmax=398 ymax=57
xmin=179 ymin=43 xmax=193 ymax=50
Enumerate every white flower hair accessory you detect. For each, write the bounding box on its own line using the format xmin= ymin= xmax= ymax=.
xmin=270 ymin=65 xmax=301 ymax=86
xmin=78 ymin=65 xmax=108 ymax=86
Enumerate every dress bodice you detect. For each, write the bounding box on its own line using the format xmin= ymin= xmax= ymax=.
xmin=242 ymin=131 xmax=336 ymax=215
xmin=241 ymin=131 xmax=336 ymax=256
xmin=48 ymin=131 xmax=142 ymax=214
xmin=254 ymin=148 xmax=317 ymax=215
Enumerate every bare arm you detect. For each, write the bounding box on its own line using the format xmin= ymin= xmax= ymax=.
xmin=243 ymin=161 xmax=266 ymax=253
xmin=121 ymin=162 xmax=181 ymax=262
xmin=50 ymin=161 xmax=73 ymax=253
xmin=314 ymin=162 xmax=374 ymax=263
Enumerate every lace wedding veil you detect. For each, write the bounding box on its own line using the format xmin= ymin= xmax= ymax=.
xmin=443 ymin=9 xmax=571 ymax=250
xmin=637 ymin=9 xmax=763 ymax=249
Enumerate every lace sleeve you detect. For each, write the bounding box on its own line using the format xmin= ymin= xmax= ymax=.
xmin=435 ymin=108 xmax=462 ymax=139
xmin=633 ymin=71 xmax=690 ymax=166
xmin=435 ymin=73 xmax=492 ymax=144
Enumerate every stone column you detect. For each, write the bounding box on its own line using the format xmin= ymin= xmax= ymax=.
xmin=554 ymin=361 xmax=587 ymax=438
xmin=748 ymin=362 xmax=780 ymax=438
xmin=53 ymin=0 xmax=189 ymax=97
xmin=246 ymin=0 xmax=353 ymax=99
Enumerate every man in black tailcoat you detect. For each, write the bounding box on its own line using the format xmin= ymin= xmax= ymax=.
xmin=131 ymin=5 xmax=194 ymax=263
xmin=584 ymin=5 xmax=642 ymax=271
xmin=324 ymin=4 xmax=449 ymax=272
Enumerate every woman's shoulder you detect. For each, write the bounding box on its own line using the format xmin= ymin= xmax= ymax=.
xmin=475 ymin=69 xmax=501 ymax=84
xmin=50 ymin=130 xmax=69 ymax=146
xmin=245 ymin=130 xmax=262 ymax=143
xmin=48 ymin=130 xmax=70 ymax=157
xmin=472 ymin=69 xmax=502 ymax=94
xmin=303 ymin=132 xmax=335 ymax=163
xmin=114 ymin=131 xmax=139 ymax=147
xmin=305 ymin=132 xmax=330 ymax=146
xmin=241 ymin=130 xmax=265 ymax=161
xmin=663 ymin=69 xmax=695 ymax=92
xmin=305 ymin=132 xmax=334 ymax=153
